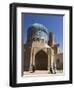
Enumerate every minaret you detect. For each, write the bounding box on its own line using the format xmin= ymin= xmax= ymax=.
xmin=48 ymin=32 xmax=60 ymax=54
xmin=48 ymin=32 xmax=55 ymax=46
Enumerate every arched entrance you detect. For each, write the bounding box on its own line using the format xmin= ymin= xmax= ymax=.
xmin=35 ymin=50 xmax=48 ymax=70
xmin=56 ymin=59 xmax=63 ymax=70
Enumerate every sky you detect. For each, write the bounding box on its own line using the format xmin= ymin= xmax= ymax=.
xmin=22 ymin=13 xmax=63 ymax=52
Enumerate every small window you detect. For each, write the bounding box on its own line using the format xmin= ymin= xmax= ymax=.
xmin=57 ymin=59 xmax=60 ymax=63
xmin=32 ymin=38 xmax=35 ymax=41
xmin=41 ymin=39 xmax=44 ymax=43
xmin=37 ymin=38 xmax=39 ymax=41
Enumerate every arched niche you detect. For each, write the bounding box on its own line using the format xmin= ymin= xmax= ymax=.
xmin=35 ymin=50 xmax=48 ymax=70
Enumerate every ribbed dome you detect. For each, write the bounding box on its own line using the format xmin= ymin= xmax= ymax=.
xmin=28 ymin=23 xmax=48 ymax=34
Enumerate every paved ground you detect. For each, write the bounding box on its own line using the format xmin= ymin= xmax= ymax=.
xmin=23 ymin=70 xmax=63 ymax=76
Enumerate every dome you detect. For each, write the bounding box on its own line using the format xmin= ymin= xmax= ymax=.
xmin=27 ymin=23 xmax=48 ymax=43
xmin=28 ymin=23 xmax=48 ymax=34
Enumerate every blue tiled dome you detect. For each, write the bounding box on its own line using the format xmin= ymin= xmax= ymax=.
xmin=27 ymin=23 xmax=48 ymax=43
xmin=28 ymin=23 xmax=48 ymax=34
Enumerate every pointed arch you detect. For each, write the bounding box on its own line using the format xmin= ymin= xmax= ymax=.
xmin=35 ymin=50 xmax=48 ymax=70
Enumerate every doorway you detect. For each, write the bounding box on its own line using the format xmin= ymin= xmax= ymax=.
xmin=35 ymin=50 xmax=48 ymax=70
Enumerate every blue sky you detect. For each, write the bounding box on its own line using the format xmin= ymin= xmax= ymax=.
xmin=22 ymin=14 xmax=63 ymax=52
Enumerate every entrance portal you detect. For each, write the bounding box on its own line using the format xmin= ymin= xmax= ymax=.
xmin=35 ymin=50 xmax=48 ymax=70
